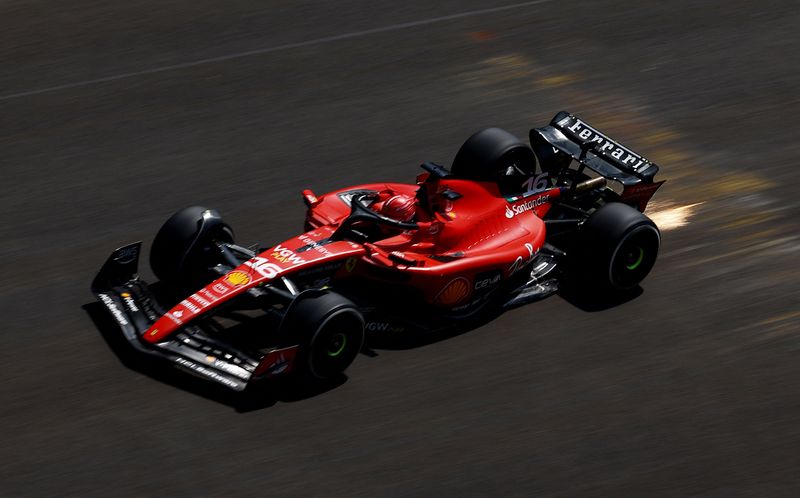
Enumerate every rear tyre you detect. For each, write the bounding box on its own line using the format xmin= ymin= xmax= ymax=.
xmin=576 ymin=202 xmax=660 ymax=290
xmin=452 ymin=128 xmax=536 ymax=195
xmin=282 ymin=290 xmax=365 ymax=380
xmin=150 ymin=206 xmax=234 ymax=285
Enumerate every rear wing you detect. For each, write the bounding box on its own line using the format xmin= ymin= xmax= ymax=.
xmin=531 ymin=111 xmax=660 ymax=186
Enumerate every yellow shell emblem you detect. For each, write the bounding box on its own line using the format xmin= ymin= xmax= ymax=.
xmin=225 ymin=271 xmax=251 ymax=286
xmin=435 ymin=278 xmax=470 ymax=306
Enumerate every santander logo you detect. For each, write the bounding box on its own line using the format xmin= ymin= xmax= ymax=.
xmin=505 ymin=195 xmax=550 ymax=218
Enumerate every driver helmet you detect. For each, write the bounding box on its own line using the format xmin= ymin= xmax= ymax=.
xmin=381 ymin=194 xmax=416 ymax=223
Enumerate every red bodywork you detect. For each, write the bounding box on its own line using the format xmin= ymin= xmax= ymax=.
xmin=145 ymin=176 xmax=561 ymax=344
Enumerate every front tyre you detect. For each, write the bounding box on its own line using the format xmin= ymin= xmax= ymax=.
xmin=150 ymin=206 xmax=234 ymax=286
xmin=577 ymin=202 xmax=660 ymax=290
xmin=282 ymin=290 xmax=365 ymax=380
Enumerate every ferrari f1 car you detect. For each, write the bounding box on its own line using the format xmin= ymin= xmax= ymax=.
xmin=92 ymin=111 xmax=664 ymax=391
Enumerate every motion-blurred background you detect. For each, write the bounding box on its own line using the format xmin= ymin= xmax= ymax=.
xmin=1 ymin=0 xmax=799 ymax=495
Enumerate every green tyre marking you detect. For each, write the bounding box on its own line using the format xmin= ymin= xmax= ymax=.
xmin=626 ymin=247 xmax=645 ymax=270
xmin=327 ymin=333 xmax=347 ymax=357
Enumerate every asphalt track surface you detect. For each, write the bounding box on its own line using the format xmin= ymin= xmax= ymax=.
xmin=2 ymin=1 xmax=800 ymax=495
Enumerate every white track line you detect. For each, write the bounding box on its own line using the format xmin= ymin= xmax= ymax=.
xmin=0 ymin=0 xmax=551 ymax=102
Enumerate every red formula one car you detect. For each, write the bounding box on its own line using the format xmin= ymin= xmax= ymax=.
xmin=92 ymin=111 xmax=664 ymax=391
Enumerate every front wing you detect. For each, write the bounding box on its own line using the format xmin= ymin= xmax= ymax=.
xmin=91 ymin=243 xmax=298 ymax=391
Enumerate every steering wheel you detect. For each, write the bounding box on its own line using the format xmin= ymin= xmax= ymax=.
xmin=332 ymin=193 xmax=419 ymax=241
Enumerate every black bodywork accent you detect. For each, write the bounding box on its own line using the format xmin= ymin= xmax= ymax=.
xmin=427 ymin=252 xmax=465 ymax=263
xmin=295 ymin=237 xmax=335 ymax=253
xmin=420 ymin=161 xmax=452 ymax=178
xmin=531 ymin=111 xmax=659 ymax=186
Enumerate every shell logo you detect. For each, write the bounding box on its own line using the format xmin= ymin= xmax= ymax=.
xmin=435 ymin=277 xmax=470 ymax=306
xmin=225 ymin=271 xmax=251 ymax=286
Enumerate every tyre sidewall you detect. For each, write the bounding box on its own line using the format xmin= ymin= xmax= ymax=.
xmin=577 ymin=202 xmax=660 ymax=291
xmin=150 ymin=206 xmax=233 ymax=285
xmin=281 ymin=290 xmax=365 ymax=380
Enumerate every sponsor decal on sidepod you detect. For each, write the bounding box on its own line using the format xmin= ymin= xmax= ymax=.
xmin=505 ymin=195 xmax=549 ymax=218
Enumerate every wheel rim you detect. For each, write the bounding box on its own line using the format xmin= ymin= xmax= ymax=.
xmin=624 ymin=246 xmax=645 ymax=270
xmin=326 ymin=333 xmax=347 ymax=357
xmin=308 ymin=310 xmax=364 ymax=379
xmin=610 ymin=225 xmax=659 ymax=289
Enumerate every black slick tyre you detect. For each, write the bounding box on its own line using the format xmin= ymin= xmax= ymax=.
xmin=451 ymin=128 xmax=536 ymax=184
xmin=576 ymin=202 xmax=660 ymax=290
xmin=281 ymin=290 xmax=365 ymax=380
xmin=150 ymin=206 xmax=234 ymax=285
